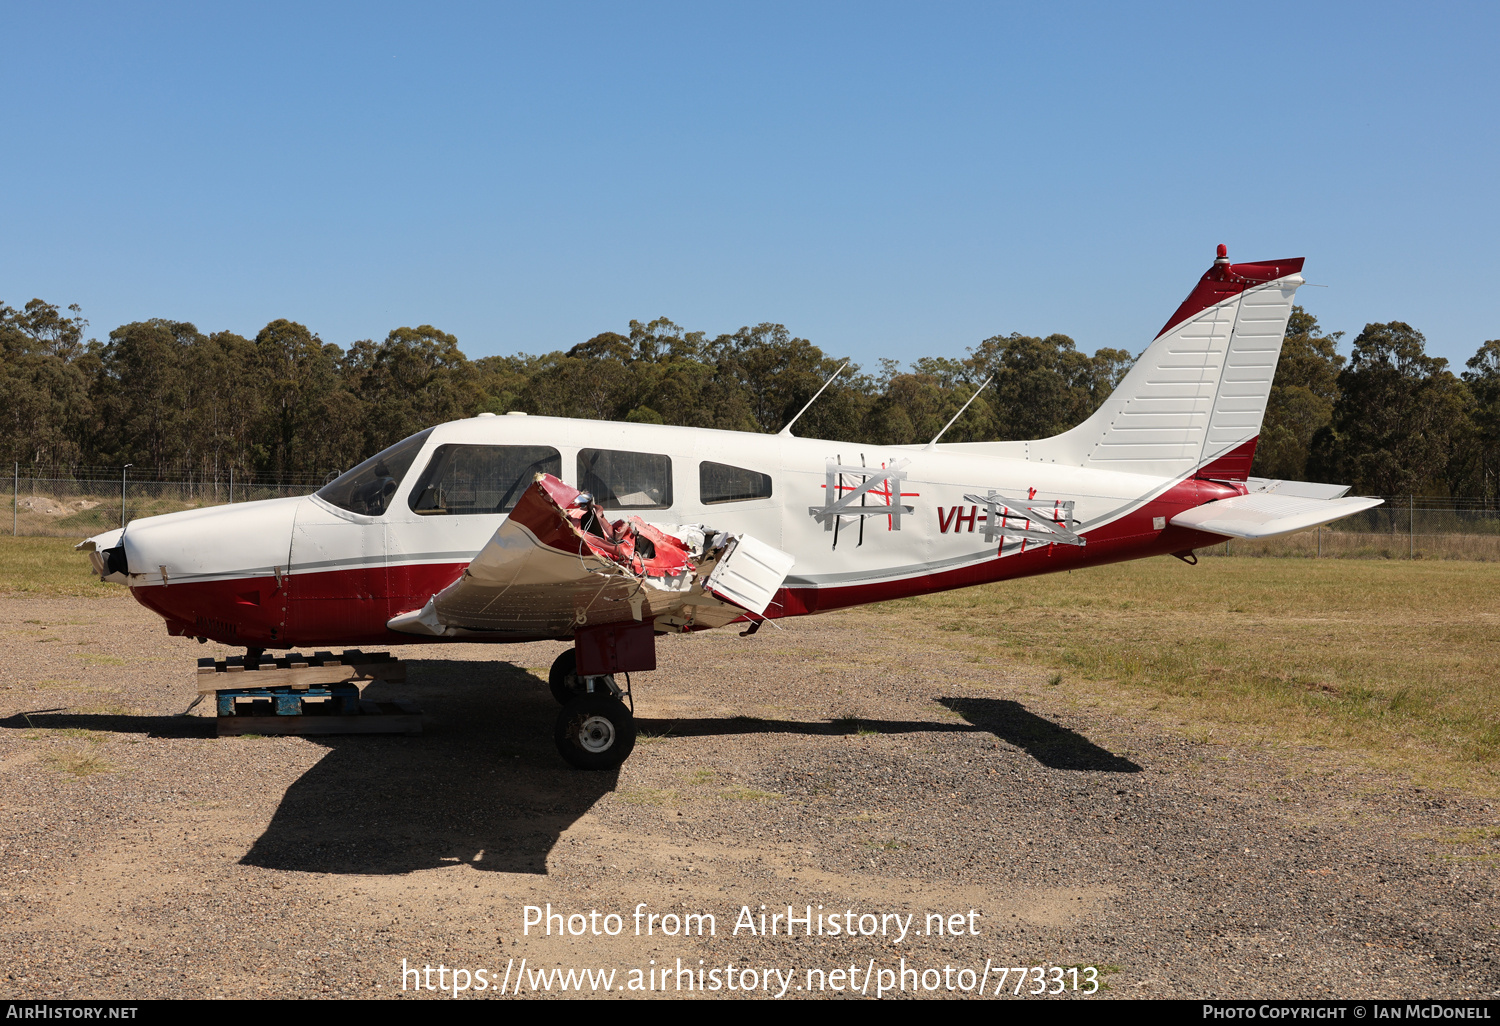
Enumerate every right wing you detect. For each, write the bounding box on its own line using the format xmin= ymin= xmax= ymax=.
xmin=387 ymin=474 xmax=794 ymax=639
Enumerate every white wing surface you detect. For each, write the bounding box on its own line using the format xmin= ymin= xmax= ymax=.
xmin=1170 ymin=493 xmax=1383 ymax=540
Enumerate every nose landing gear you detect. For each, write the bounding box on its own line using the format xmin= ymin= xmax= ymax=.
xmin=547 ymin=626 xmax=652 ymax=770
xmin=547 ymin=647 xmax=611 ymax=705
xmin=554 ymin=693 xmax=636 ymax=770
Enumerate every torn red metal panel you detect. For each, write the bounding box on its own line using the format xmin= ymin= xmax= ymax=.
xmin=385 ymin=474 xmax=795 ymax=641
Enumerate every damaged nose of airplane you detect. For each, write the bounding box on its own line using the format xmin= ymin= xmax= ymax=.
xmin=78 ymin=495 xmax=305 ymax=643
xmin=81 ymin=496 xmax=302 ymax=589
xmin=76 ymin=527 xmax=130 ymax=583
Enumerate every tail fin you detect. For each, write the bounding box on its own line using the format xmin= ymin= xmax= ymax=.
xmin=949 ymin=246 xmax=1305 ymax=481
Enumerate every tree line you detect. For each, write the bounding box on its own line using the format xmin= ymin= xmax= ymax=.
xmin=1 ymin=298 xmax=1496 ymax=498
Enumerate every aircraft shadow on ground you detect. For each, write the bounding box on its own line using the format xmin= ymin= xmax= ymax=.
xmin=937 ymin=697 xmax=1143 ymax=772
xmin=0 ymin=668 xmax=1137 ymax=877
xmin=630 ymin=700 xmax=1139 ymax=773
xmin=1 ymin=660 xmax=614 ymax=876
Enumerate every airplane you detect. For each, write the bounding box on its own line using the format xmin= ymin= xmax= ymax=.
xmin=77 ymin=245 xmax=1382 ymax=770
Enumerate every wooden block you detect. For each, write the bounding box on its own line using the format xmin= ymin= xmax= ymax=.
xmin=197 ymin=663 xmax=360 ymax=693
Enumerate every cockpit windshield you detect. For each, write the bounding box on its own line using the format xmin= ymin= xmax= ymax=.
xmin=315 ymin=429 xmax=433 ymax=516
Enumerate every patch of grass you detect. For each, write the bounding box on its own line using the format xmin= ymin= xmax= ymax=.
xmin=615 ymin=787 xmax=678 ymax=805
xmin=44 ymin=749 xmax=114 ymax=779
xmin=1047 ymin=671 xmax=1064 ymax=687
xmin=26 ymin=726 xmax=106 ymax=743
xmin=683 ymin=769 xmax=716 ymax=785
xmin=1434 ymin=826 xmax=1500 ymax=845
xmin=0 ymin=537 xmax=119 ymax=597
xmin=636 ymin=726 xmax=677 ymax=745
xmin=718 ymin=787 xmax=783 ymax=802
xmin=1065 ymin=963 xmax=1122 ymax=993
xmin=863 ymin=558 xmax=1500 ymax=796
xmin=1199 ymin=530 xmax=1500 ymax=562
xmin=69 ymin=704 xmax=134 ymax=717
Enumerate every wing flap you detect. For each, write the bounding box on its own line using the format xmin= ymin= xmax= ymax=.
xmin=1170 ymin=493 xmax=1383 ymax=540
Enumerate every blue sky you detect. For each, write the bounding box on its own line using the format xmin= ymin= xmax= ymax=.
xmin=3 ymin=2 xmax=1497 ymax=370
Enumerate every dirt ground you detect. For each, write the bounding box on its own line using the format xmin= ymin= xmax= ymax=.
xmin=1 ymin=593 xmax=1497 ymax=1000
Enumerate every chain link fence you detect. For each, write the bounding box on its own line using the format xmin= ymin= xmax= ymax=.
xmin=6 ymin=464 xmax=328 ymax=538
xmin=1192 ymin=495 xmax=1500 ymax=560
xmin=6 ymin=466 xmax=1499 ymax=560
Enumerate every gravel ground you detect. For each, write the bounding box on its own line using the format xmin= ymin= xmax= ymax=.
xmin=1 ymin=593 xmax=1496 ymax=1000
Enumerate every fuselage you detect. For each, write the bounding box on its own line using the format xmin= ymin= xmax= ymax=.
xmin=92 ymin=413 xmax=1239 ymax=649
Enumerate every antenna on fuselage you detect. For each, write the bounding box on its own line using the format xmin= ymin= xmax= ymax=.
xmin=924 ymin=375 xmax=993 ymax=450
xmin=777 ymin=360 xmax=849 ymax=437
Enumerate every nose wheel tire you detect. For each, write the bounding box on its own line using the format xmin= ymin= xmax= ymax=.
xmin=554 ymin=695 xmax=636 ymax=770
xmin=547 ymin=647 xmax=617 ymax=706
xmin=548 ymin=647 xmax=584 ymax=705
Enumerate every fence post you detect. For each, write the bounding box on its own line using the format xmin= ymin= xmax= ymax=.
xmin=229 ymin=467 xmax=234 ymax=505
xmin=1410 ymin=494 xmax=1414 ymax=560
xmin=121 ymin=465 xmax=132 ymax=529
xmin=1317 ymin=524 xmax=1322 ymax=558
xmin=11 ymin=462 xmax=16 ymax=537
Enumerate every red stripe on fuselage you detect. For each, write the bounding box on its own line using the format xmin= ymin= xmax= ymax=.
xmin=130 ymin=476 xmax=1238 ymax=648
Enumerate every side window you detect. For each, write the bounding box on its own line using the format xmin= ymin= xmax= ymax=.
xmin=577 ymin=449 xmax=672 ymax=509
xmin=700 ymin=461 xmax=773 ymax=504
xmin=316 ymin=428 xmax=434 ymax=517
xmin=408 ymin=445 xmax=562 ymax=515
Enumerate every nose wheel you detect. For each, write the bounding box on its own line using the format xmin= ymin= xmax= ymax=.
xmin=548 ymin=647 xmax=596 ymax=705
xmin=554 ymin=694 xmax=636 ymax=770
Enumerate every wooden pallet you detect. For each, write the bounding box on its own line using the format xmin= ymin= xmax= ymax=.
xmin=217 ymin=698 xmax=422 ymax=737
xmin=200 ymin=650 xmax=420 ymax=737
xmin=196 ymin=650 xmax=406 ymax=692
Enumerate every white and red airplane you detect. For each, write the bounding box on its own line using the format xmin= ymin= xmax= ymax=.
xmin=79 ymin=246 xmax=1381 ymax=769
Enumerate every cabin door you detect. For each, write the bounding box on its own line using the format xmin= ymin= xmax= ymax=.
xmin=286 ymin=498 xmax=390 ymax=646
